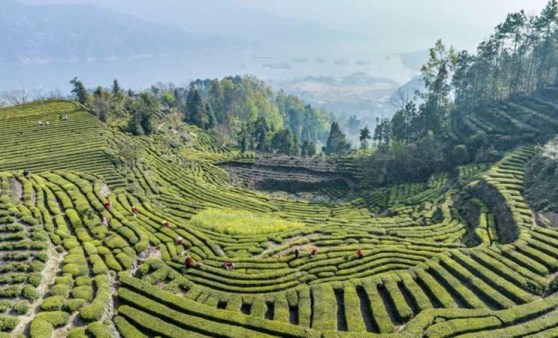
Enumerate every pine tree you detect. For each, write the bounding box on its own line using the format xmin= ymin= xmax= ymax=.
xmin=205 ymin=103 xmax=216 ymax=129
xmin=301 ymin=140 xmax=317 ymax=157
xmin=271 ymin=129 xmax=295 ymax=155
xmin=252 ymin=116 xmax=269 ymax=151
xmin=112 ymin=79 xmax=122 ymax=98
xmin=359 ymin=126 xmax=371 ymax=149
xmin=186 ymin=88 xmax=209 ymax=129
xmin=70 ymin=77 xmax=89 ymax=105
xmin=325 ymin=122 xmax=351 ymax=155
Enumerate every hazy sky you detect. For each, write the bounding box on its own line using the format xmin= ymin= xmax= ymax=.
xmin=20 ymin=0 xmax=550 ymax=52
xmin=235 ymin=0 xmax=549 ymax=50
xmin=6 ymin=0 xmax=553 ymax=91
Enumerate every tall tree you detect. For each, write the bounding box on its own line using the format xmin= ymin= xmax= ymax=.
xmin=252 ymin=116 xmax=269 ymax=151
xmin=418 ymin=40 xmax=457 ymax=137
xmin=271 ymin=128 xmax=295 ymax=155
xmin=90 ymin=87 xmax=111 ymax=122
xmin=325 ymin=122 xmax=351 ymax=155
xmin=359 ymin=126 xmax=371 ymax=149
xmin=127 ymin=92 xmax=159 ymax=135
xmin=186 ymin=88 xmax=209 ymax=129
xmin=70 ymin=77 xmax=89 ymax=105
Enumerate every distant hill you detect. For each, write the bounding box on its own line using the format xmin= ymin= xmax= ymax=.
xmin=0 ymin=0 xmax=243 ymax=64
xmin=19 ymin=0 xmax=365 ymax=45
xmin=273 ymin=73 xmax=399 ymax=123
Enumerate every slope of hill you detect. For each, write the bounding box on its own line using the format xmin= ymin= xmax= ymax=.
xmin=0 ymin=95 xmax=557 ymax=336
xmin=449 ymin=88 xmax=558 ymax=152
xmin=0 ymin=101 xmax=124 ymax=186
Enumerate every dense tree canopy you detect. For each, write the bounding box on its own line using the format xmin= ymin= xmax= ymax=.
xmin=363 ymin=1 xmax=558 ymax=187
xmin=156 ymin=76 xmax=331 ymax=155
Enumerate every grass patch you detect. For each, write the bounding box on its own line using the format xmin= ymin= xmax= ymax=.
xmin=190 ymin=208 xmax=305 ymax=235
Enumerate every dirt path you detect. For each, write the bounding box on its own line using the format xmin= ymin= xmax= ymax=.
xmin=104 ymin=274 xmax=121 ymax=338
xmin=12 ymin=244 xmax=65 ymax=336
xmin=10 ymin=178 xmax=23 ymax=202
xmin=101 ymin=184 xmax=111 ymax=197
xmin=257 ymin=234 xmax=321 ymax=258
xmin=54 ymin=312 xmax=84 ymax=338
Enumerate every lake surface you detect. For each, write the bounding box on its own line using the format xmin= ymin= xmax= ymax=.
xmin=0 ymin=42 xmax=415 ymax=92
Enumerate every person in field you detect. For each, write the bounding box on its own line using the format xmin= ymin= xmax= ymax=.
xmin=131 ymin=206 xmax=138 ymax=216
xmin=23 ymin=169 xmax=30 ymax=179
xmin=185 ymin=255 xmax=194 ymax=268
xmin=357 ymin=248 xmax=364 ymax=259
xmin=295 ymin=248 xmax=300 ymax=259
xmin=225 ymin=261 xmax=235 ymax=271
xmin=38 ymin=121 xmax=43 ymax=126
xmin=176 ymin=236 xmax=184 ymax=245
xmin=104 ymin=201 xmax=112 ymax=208
xmin=311 ymin=247 xmax=319 ymax=257
xmin=102 ymin=217 xmax=109 ymax=227
xmin=162 ymin=220 xmax=169 ymax=228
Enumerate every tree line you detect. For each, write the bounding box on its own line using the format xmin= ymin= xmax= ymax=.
xmin=69 ymin=75 xmax=357 ymax=157
xmin=359 ymin=1 xmax=558 ymax=187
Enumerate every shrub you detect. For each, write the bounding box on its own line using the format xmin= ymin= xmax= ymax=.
xmin=50 ymin=284 xmax=71 ymax=297
xmin=0 ymin=316 xmax=18 ymax=332
xmin=34 ymin=311 xmax=69 ymax=327
xmin=64 ymin=299 xmax=86 ymax=312
xmin=87 ymin=322 xmax=112 ymax=338
xmin=72 ymin=286 xmax=93 ymax=301
xmin=75 ymin=276 xmax=92 ymax=287
xmin=41 ymin=296 xmax=64 ymax=311
xmin=22 ymin=285 xmax=39 ymax=300
xmin=28 ymin=273 xmax=42 ymax=287
xmin=0 ymin=301 xmax=10 ymax=313
xmin=67 ymin=327 xmax=87 ymax=338
xmin=29 ymin=319 xmax=53 ymax=338
xmin=12 ymin=301 xmax=29 ymax=315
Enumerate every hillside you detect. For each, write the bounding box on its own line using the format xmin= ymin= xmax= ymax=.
xmin=0 ymin=94 xmax=556 ymax=337
xmin=450 ymin=88 xmax=558 ymax=152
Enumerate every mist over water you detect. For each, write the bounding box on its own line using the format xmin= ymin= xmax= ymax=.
xmin=0 ymin=41 xmax=414 ymax=92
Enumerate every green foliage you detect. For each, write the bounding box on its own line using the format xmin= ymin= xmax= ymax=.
xmin=0 ymin=316 xmax=18 ymax=332
xmin=270 ymin=128 xmax=297 ymax=155
xmin=67 ymin=327 xmax=87 ymax=338
xmin=41 ymin=296 xmax=64 ymax=311
xmin=325 ymin=122 xmax=351 ymax=155
xmin=190 ymin=208 xmax=304 ymax=235
xmin=34 ymin=311 xmax=69 ymax=327
xmin=525 ymin=138 xmax=558 ymax=211
xmin=127 ymin=93 xmax=159 ymax=136
xmin=12 ymin=301 xmax=29 ymax=315
xmin=70 ymin=77 xmax=89 ymax=105
xmin=452 ymin=145 xmax=471 ymax=165
xmin=29 ymin=319 xmax=53 ymax=338
xmin=21 ymin=285 xmax=39 ymax=300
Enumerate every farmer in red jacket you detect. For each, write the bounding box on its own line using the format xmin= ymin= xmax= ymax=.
xmin=131 ymin=206 xmax=138 ymax=216
xmin=357 ymin=248 xmax=365 ymax=259
xmin=162 ymin=220 xmax=170 ymax=228
xmin=311 ymin=247 xmax=319 ymax=257
xmin=185 ymin=255 xmax=194 ymax=268
xmin=104 ymin=201 xmax=112 ymax=209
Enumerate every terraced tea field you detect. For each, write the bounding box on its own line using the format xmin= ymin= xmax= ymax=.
xmin=1 ymin=100 xmax=558 ymax=337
